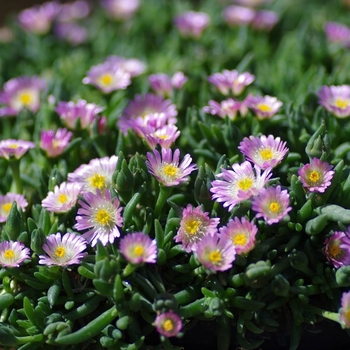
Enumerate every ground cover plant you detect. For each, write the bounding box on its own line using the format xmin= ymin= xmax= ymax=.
xmin=1 ymin=0 xmax=350 ymax=349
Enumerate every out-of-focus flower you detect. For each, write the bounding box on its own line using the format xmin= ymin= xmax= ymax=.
xmin=210 ymin=161 xmax=272 ymax=211
xmin=220 ymin=217 xmax=257 ymax=255
xmin=174 ymin=204 xmax=220 ymax=252
xmin=251 ymin=186 xmax=291 ymax=225
xmin=68 ymin=155 xmax=118 ymax=194
xmin=0 ymin=76 xmax=46 ymax=117
xmin=83 ymin=61 xmax=131 ymax=93
xmin=174 ymin=11 xmax=210 ymax=39
xmin=324 ymin=230 xmax=350 ymax=268
xmin=298 ymin=158 xmax=334 ymax=193
xmin=340 ymin=291 xmax=350 ymax=328
xmin=324 ymin=22 xmax=350 ymax=47
xmin=148 ymin=72 xmax=188 ymax=97
xmin=0 ymin=241 xmax=30 ymax=267
xmin=171 ymin=72 xmax=188 ymax=89
xmin=318 ymin=85 xmax=350 ymax=118
xmin=146 ymin=148 xmax=197 ymax=187
xmin=203 ymin=99 xmax=242 ymax=120
xmin=75 ymin=189 xmax=123 ymax=246
xmin=0 ymin=27 xmax=14 ymax=43
xmin=239 ymin=135 xmax=288 ymax=170
xmin=0 ymin=139 xmax=35 ymax=160
xmin=222 ymin=6 xmax=256 ymax=26
xmin=252 ymin=10 xmax=279 ymax=31
xmin=244 ymin=94 xmax=283 ymax=119
xmin=56 ymin=99 xmax=104 ymax=130
xmin=119 ymin=232 xmax=157 ymax=264
xmin=54 ymin=22 xmax=88 ymax=46
xmin=234 ymin=0 xmax=270 ymax=6
xmin=57 ymin=0 xmax=91 ymax=22
xmin=101 ymin=0 xmax=140 ymax=20
xmin=39 ymin=233 xmax=87 ymax=266
xmin=40 ymin=128 xmax=73 ymax=158
xmin=196 ymin=233 xmax=236 ymax=272
xmin=208 ymin=69 xmax=255 ymax=96
xmin=106 ymin=56 xmax=146 ymax=78
xmin=142 ymin=124 xmax=180 ymax=149
xmin=154 ymin=311 xmax=182 ymax=338
xmin=18 ymin=1 xmax=61 ymax=35
xmin=0 ymin=193 xmax=28 ymax=223
xmin=42 ymin=182 xmax=82 ymax=213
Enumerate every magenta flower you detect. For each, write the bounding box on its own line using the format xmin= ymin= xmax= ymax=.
xmin=146 ymin=148 xmax=197 ymax=187
xmin=174 ymin=11 xmax=210 ymax=39
xmin=208 ymin=69 xmax=255 ymax=96
xmin=245 ymin=94 xmax=283 ymax=119
xmin=0 ymin=76 xmax=46 ymax=117
xmin=203 ymin=99 xmax=243 ymax=120
xmin=40 ymin=128 xmax=73 ymax=158
xmin=251 ymin=186 xmax=291 ymax=225
xmin=74 ymin=189 xmax=123 ymax=246
xmin=324 ymin=231 xmax=350 ymax=268
xmin=42 ymin=182 xmax=82 ymax=214
xmin=219 ymin=217 xmax=258 ymax=255
xmin=171 ymin=72 xmax=188 ymax=89
xmin=0 ymin=139 xmax=35 ymax=160
xmin=56 ymin=99 xmax=104 ymax=130
xmin=0 ymin=193 xmax=28 ymax=223
xmin=119 ymin=232 xmax=157 ymax=265
xmin=318 ymin=85 xmax=350 ymax=118
xmin=210 ymin=161 xmax=272 ymax=211
xmin=298 ymin=158 xmax=334 ymax=193
xmin=39 ymin=233 xmax=87 ymax=266
xmin=252 ymin=10 xmax=279 ymax=31
xmin=0 ymin=241 xmax=30 ymax=267
xmin=222 ymin=6 xmax=256 ymax=27
xmin=196 ymin=233 xmax=236 ymax=272
xmin=101 ymin=0 xmax=140 ymax=20
xmin=54 ymin=22 xmax=88 ymax=46
xmin=324 ymin=22 xmax=350 ymax=47
xmin=143 ymin=124 xmax=180 ymax=149
xmin=238 ymin=135 xmax=289 ymax=170
xmin=154 ymin=311 xmax=182 ymax=338
xmin=340 ymin=291 xmax=350 ymax=328
xmin=106 ymin=56 xmax=146 ymax=78
xmin=148 ymin=73 xmax=173 ymax=97
xmin=174 ymin=204 xmax=220 ymax=252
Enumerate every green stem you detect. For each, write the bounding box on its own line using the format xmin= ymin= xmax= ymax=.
xmin=9 ymin=160 xmax=23 ymax=193
xmin=306 ymin=304 xmax=341 ymax=324
xmin=154 ymin=186 xmax=173 ymax=217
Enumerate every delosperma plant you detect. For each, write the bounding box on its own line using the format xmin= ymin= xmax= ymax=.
xmin=1 ymin=0 xmax=350 ymax=349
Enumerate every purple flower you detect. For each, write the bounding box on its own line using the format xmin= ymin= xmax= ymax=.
xmin=148 ymin=73 xmax=173 ymax=97
xmin=324 ymin=22 xmax=350 ymax=47
xmin=0 ymin=193 xmax=28 ymax=222
xmin=154 ymin=311 xmax=182 ymax=338
xmin=171 ymin=72 xmax=188 ymax=89
xmin=210 ymin=161 xmax=272 ymax=211
xmin=174 ymin=204 xmax=220 ymax=252
xmin=0 ymin=241 xmax=30 ymax=267
xmin=146 ymin=148 xmax=197 ymax=187
xmin=219 ymin=217 xmax=258 ymax=255
xmin=0 ymin=76 xmax=46 ymax=117
xmin=40 ymin=128 xmax=73 ymax=158
xmin=101 ymin=0 xmax=140 ymax=20
xmin=106 ymin=56 xmax=146 ymax=78
xmin=298 ymin=158 xmax=334 ymax=193
xmin=39 ymin=233 xmax=87 ymax=266
xmin=74 ymin=189 xmax=123 ymax=246
xmin=42 ymin=182 xmax=82 ymax=214
xmin=54 ymin=22 xmax=88 ymax=46
xmin=203 ymin=99 xmax=243 ymax=120
xmin=251 ymin=186 xmax=291 ymax=225
xmin=222 ymin=6 xmax=256 ymax=27
xmin=0 ymin=139 xmax=35 ymax=160
xmin=244 ymin=94 xmax=283 ymax=119
xmin=196 ymin=233 xmax=236 ymax=272
xmin=142 ymin=124 xmax=180 ymax=149
xmin=57 ymin=0 xmax=91 ymax=22
xmin=324 ymin=230 xmax=350 ymax=268
xmin=340 ymin=291 xmax=350 ymax=328
xmin=252 ymin=10 xmax=279 ymax=32
xmin=174 ymin=11 xmax=210 ymax=39
xmin=119 ymin=232 xmax=157 ymax=264
xmin=318 ymin=85 xmax=350 ymax=118
xmin=238 ymin=134 xmax=289 ymax=170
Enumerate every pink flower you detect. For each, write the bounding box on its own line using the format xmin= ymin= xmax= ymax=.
xmin=324 ymin=230 xmax=350 ymax=269
xmin=0 ymin=139 xmax=35 ymax=160
xmin=244 ymin=94 xmax=283 ymax=119
xmin=0 ymin=241 xmax=30 ymax=267
xmin=154 ymin=311 xmax=182 ymax=338
xmin=318 ymin=85 xmax=350 ymax=118
xmin=40 ymin=128 xmax=73 ymax=157
xmin=101 ymin=0 xmax=140 ymax=20
xmin=0 ymin=193 xmax=28 ymax=222
xmin=222 ymin=6 xmax=256 ymax=27
xmin=142 ymin=124 xmax=180 ymax=149
xmin=57 ymin=0 xmax=91 ymax=22
xmin=203 ymin=99 xmax=242 ymax=120
xmin=252 ymin=10 xmax=279 ymax=32
xmin=340 ymin=291 xmax=350 ymax=328
xmin=324 ymin=22 xmax=350 ymax=47
xmin=174 ymin=11 xmax=210 ymax=39
xmin=106 ymin=56 xmax=146 ymax=78
xmin=54 ymin=22 xmax=88 ymax=46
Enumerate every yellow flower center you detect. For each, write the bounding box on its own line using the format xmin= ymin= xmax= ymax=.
xmin=308 ymin=170 xmax=320 ymax=183
xmin=95 ymin=209 xmax=111 ymax=225
xmin=185 ymin=219 xmax=200 ymax=235
xmin=257 ymin=103 xmax=272 ymax=112
xmin=8 ymin=143 xmax=18 ymax=149
xmin=99 ymin=74 xmax=113 ymax=86
xmin=2 ymin=203 xmax=12 ymax=213
xmin=335 ymin=98 xmax=349 ymax=109
xmin=209 ymin=250 xmax=222 ymax=264
xmin=55 ymin=246 xmax=66 ymax=258
xmin=4 ymin=249 xmax=15 ymax=259
xmin=58 ymin=194 xmax=68 ymax=204
xmin=260 ymin=148 xmax=273 ymax=160
xmin=133 ymin=245 xmax=144 ymax=256
xmin=237 ymin=178 xmax=253 ymax=191
xmin=88 ymin=173 xmax=106 ymax=190
xmin=269 ymin=202 xmax=280 ymax=213
xmin=345 ymin=309 xmax=350 ymax=321
xmin=329 ymin=244 xmax=341 ymax=258
xmin=163 ymin=164 xmax=178 ymax=177
xmin=162 ymin=319 xmax=174 ymax=332
xmin=18 ymin=92 xmax=33 ymax=106
xmin=233 ymin=233 xmax=247 ymax=246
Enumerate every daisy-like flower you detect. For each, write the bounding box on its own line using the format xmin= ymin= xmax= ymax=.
xmin=252 ymin=10 xmax=279 ymax=32
xmin=39 ymin=233 xmax=87 ymax=266
xmin=340 ymin=291 xmax=350 ymax=328
xmin=238 ymin=135 xmax=289 ymax=170
xmin=244 ymin=94 xmax=283 ymax=119
xmin=74 ymin=189 xmax=123 ymax=246
xmin=54 ymin=22 xmax=88 ymax=46
xmin=0 ymin=139 xmax=35 ymax=160
xmin=118 ymin=93 xmax=177 ymax=135
xmin=318 ymin=85 xmax=350 ymax=118
xmin=0 ymin=193 xmax=28 ymax=222
xmin=56 ymin=99 xmax=104 ymax=130
xmin=146 ymin=148 xmax=197 ymax=187
xmin=40 ymin=128 xmax=73 ymax=158
xmin=219 ymin=217 xmax=258 ymax=255
xmin=324 ymin=230 xmax=350 ymax=268
xmin=196 ymin=233 xmax=236 ymax=272
xmin=324 ymin=22 xmax=350 ymax=47
xmin=208 ymin=69 xmax=255 ymax=96
xmin=222 ymin=6 xmax=256 ymax=27
xmin=251 ymin=186 xmax=291 ymax=225
xmin=119 ymin=232 xmax=157 ymax=264
xmin=0 ymin=76 xmax=46 ymax=117
xmin=154 ymin=311 xmax=182 ymax=338
xmin=143 ymin=124 xmax=180 ymax=149
xmin=298 ymin=158 xmax=334 ymax=193
xmin=148 ymin=72 xmax=188 ymax=97
xmin=101 ymin=0 xmax=140 ymax=20
xmin=174 ymin=204 xmax=220 ymax=252
xmin=42 ymin=182 xmax=82 ymax=213
xmin=202 ymin=99 xmax=242 ymax=120
xmin=68 ymin=155 xmax=118 ymax=194
xmin=105 ymin=56 xmax=146 ymax=78
xmin=0 ymin=241 xmax=30 ymax=267
xmin=210 ymin=161 xmax=272 ymax=212
xmin=174 ymin=11 xmax=210 ymax=39
xmin=83 ymin=61 xmax=131 ymax=94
